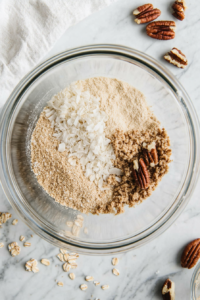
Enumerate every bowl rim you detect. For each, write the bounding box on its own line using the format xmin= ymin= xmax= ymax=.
xmin=191 ymin=262 xmax=200 ymax=300
xmin=0 ymin=44 xmax=200 ymax=254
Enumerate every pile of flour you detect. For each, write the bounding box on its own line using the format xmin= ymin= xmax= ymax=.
xmin=77 ymin=77 xmax=160 ymax=137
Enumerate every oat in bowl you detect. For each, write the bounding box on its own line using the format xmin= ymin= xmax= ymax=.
xmin=31 ymin=77 xmax=171 ymax=215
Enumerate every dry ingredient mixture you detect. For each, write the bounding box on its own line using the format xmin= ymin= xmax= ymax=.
xmin=31 ymin=77 xmax=171 ymax=214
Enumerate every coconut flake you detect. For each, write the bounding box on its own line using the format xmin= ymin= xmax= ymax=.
xmin=147 ymin=141 xmax=156 ymax=151
xmin=133 ymin=159 xmax=139 ymax=171
xmin=58 ymin=143 xmax=65 ymax=152
xmin=115 ymin=177 xmax=121 ymax=182
xmin=109 ymin=168 xmax=123 ymax=176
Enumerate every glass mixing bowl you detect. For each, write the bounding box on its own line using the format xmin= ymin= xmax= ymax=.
xmin=0 ymin=45 xmax=199 ymax=254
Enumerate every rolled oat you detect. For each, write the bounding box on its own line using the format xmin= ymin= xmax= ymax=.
xmin=12 ymin=219 xmax=18 ymax=225
xmin=41 ymin=259 xmax=50 ymax=266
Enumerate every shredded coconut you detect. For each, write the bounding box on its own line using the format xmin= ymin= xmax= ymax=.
xmin=44 ymin=84 xmax=119 ymax=189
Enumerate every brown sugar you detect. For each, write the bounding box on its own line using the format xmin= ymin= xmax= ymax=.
xmin=106 ymin=128 xmax=172 ymax=214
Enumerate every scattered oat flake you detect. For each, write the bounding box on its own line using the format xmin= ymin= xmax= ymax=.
xmin=41 ymin=259 xmax=50 ymax=266
xmin=0 ymin=212 xmax=12 ymax=225
xmin=25 ymin=259 xmax=39 ymax=273
xmin=68 ymin=254 xmax=78 ymax=260
xmin=74 ymin=219 xmax=83 ymax=227
xmin=68 ymin=258 xmax=77 ymax=264
xmin=8 ymin=242 xmax=21 ymax=257
xmin=24 ymin=242 xmax=31 ymax=247
xmin=19 ymin=235 xmax=25 ymax=242
xmin=77 ymin=215 xmax=84 ymax=220
xmin=31 ymin=234 xmax=33 ymax=237
xmin=80 ymin=284 xmax=88 ymax=291
xmin=86 ymin=276 xmax=94 ymax=282
xmin=72 ymin=225 xmax=80 ymax=237
xmin=112 ymin=257 xmax=119 ymax=266
xmin=57 ymin=281 xmax=64 ymax=287
xmin=66 ymin=221 xmax=73 ymax=228
xmin=60 ymin=248 xmax=67 ymax=254
xmin=64 ymin=253 xmax=69 ymax=261
xmin=102 ymin=285 xmax=109 ymax=290
xmin=57 ymin=253 xmax=64 ymax=262
xmin=94 ymin=281 xmax=100 ymax=286
xmin=63 ymin=263 xmax=71 ymax=272
xmin=69 ymin=273 xmax=75 ymax=280
xmin=0 ymin=242 xmax=4 ymax=248
xmin=69 ymin=252 xmax=79 ymax=257
xmin=69 ymin=262 xmax=78 ymax=269
xmin=112 ymin=268 xmax=120 ymax=276
xmin=12 ymin=219 xmax=18 ymax=225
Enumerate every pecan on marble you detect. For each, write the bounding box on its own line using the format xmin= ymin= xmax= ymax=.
xmin=133 ymin=3 xmax=161 ymax=24
xmin=146 ymin=21 xmax=176 ymax=40
xmin=181 ymin=238 xmax=200 ymax=269
xmin=164 ymin=47 xmax=188 ymax=68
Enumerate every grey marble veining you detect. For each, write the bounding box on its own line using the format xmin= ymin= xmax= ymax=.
xmin=0 ymin=0 xmax=200 ymax=299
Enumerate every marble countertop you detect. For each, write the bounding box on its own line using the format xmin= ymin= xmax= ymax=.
xmin=0 ymin=0 xmax=200 ymax=299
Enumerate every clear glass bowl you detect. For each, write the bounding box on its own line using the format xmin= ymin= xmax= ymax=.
xmin=191 ymin=263 xmax=200 ymax=299
xmin=0 ymin=44 xmax=200 ymax=254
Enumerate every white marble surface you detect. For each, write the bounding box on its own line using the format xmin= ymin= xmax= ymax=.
xmin=0 ymin=0 xmax=200 ymax=299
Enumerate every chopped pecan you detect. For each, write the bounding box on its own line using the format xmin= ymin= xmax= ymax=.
xmin=181 ymin=238 xmax=200 ymax=269
xmin=164 ymin=47 xmax=188 ymax=68
xmin=162 ymin=279 xmax=175 ymax=300
xmin=151 ymin=148 xmax=158 ymax=164
xmin=143 ymin=144 xmax=158 ymax=166
xmin=133 ymin=3 xmax=161 ymax=24
xmin=132 ymin=158 xmax=150 ymax=189
xmin=146 ymin=21 xmax=176 ymax=40
xmin=172 ymin=0 xmax=187 ymax=21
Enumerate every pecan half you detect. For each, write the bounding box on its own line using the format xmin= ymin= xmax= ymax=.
xmin=172 ymin=0 xmax=187 ymax=21
xmin=133 ymin=3 xmax=161 ymax=24
xmin=181 ymin=238 xmax=200 ymax=269
xmin=162 ymin=279 xmax=175 ymax=300
xmin=164 ymin=47 xmax=188 ymax=68
xmin=146 ymin=21 xmax=176 ymax=40
xmin=132 ymin=158 xmax=150 ymax=189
